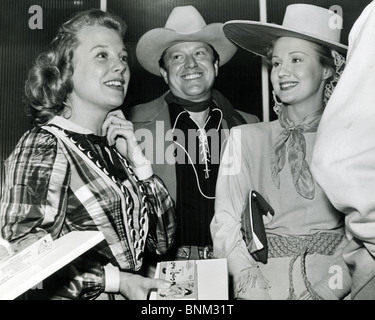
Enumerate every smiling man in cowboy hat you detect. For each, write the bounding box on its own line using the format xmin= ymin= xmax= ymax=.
xmin=126 ymin=5 xmax=258 ymax=264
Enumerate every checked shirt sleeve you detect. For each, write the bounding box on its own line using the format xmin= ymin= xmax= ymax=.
xmin=0 ymin=129 xmax=69 ymax=249
xmin=0 ymin=129 xmax=106 ymax=299
xmin=139 ymin=174 xmax=177 ymax=255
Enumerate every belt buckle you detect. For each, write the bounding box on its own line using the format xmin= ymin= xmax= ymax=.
xmin=202 ymin=246 xmax=209 ymax=259
xmin=200 ymin=245 xmax=213 ymax=259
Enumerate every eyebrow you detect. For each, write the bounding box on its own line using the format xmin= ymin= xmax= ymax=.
xmin=168 ymin=44 xmax=210 ymax=53
xmin=272 ymin=51 xmax=308 ymax=58
xmin=90 ymin=45 xmax=127 ymax=53
xmin=289 ymin=51 xmax=308 ymax=55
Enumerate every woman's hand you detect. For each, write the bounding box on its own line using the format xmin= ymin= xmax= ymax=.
xmin=119 ymin=272 xmax=172 ymax=300
xmin=102 ymin=109 xmax=149 ymax=167
xmin=262 ymin=212 xmax=274 ymax=225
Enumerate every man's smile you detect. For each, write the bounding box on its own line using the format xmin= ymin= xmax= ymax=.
xmin=182 ymin=72 xmax=203 ymax=80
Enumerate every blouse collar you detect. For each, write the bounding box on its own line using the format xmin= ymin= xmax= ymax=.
xmin=48 ymin=116 xmax=96 ymax=135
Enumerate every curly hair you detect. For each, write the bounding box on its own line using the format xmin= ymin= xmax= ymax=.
xmin=25 ymin=9 xmax=127 ymax=126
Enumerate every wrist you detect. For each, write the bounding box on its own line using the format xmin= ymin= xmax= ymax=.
xmin=128 ymin=144 xmax=150 ymax=169
xmin=104 ymin=263 xmax=120 ymax=293
xmin=132 ymin=163 xmax=153 ymax=180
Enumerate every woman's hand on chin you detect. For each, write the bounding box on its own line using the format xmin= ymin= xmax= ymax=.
xmin=102 ymin=109 xmax=150 ymax=167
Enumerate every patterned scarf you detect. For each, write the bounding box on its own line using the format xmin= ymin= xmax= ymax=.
xmin=271 ymin=106 xmax=323 ymax=199
xmin=50 ymin=125 xmax=128 ymax=180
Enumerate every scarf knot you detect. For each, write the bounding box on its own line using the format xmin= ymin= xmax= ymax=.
xmin=271 ymin=106 xmax=323 ymax=200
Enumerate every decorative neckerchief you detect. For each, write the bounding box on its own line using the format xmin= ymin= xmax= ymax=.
xmin=165 ymin=91 xmax=212 ymax=112
xmin=85 ymin=133 xmax=128 ymax=180
xmin=270 ymin=105 xmax=323 ymax=199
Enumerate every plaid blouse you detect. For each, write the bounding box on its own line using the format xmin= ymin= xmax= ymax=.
xmin=0 ymin=116 xmax=176 ymax=299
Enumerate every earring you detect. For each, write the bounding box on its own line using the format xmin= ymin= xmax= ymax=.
xmin=62 ymin=101 xmax=72 ymax=118
xmin=272 ymin=90 xmax=283 ymax=115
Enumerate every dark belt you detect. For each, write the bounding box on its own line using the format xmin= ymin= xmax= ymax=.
xmin=175 ymin=245 xmax=214 ymax=260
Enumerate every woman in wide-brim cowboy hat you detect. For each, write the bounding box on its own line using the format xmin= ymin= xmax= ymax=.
xmin=211 ymin=4 xmax=352 ymax=300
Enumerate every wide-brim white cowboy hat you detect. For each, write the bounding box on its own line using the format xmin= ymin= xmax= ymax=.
xmin=136 ymin=5 xmax=237 ymax=76
xmin=223 ymin=4 xmax=348 ymax=57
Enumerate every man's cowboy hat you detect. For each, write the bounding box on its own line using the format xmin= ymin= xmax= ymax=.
xmin=136 ymin=5 xmax=237 ymax=76
xmin=223 ymin=4 xmax=348 ymax=57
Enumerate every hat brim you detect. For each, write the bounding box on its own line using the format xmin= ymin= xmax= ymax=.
xmin=136 ymin=23 xmax=237 ymax=76
xmin=223 ymin=20 xmax=348 ymax=58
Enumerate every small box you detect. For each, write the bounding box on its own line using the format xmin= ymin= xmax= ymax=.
xmin=150 ymin=258 xmax=228 ymax=300
xmin=0 ymin=234 xmax=55 ymax=285
xmin=156 ymin=260 xmax=198 ymax=300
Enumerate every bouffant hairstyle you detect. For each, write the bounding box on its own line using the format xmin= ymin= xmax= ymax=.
xmin=25 ymin=9 xmax=127 ymax=126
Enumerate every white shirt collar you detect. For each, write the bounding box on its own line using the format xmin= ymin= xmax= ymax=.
xmin=48 ymin=116 xmax=95 ymax=135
